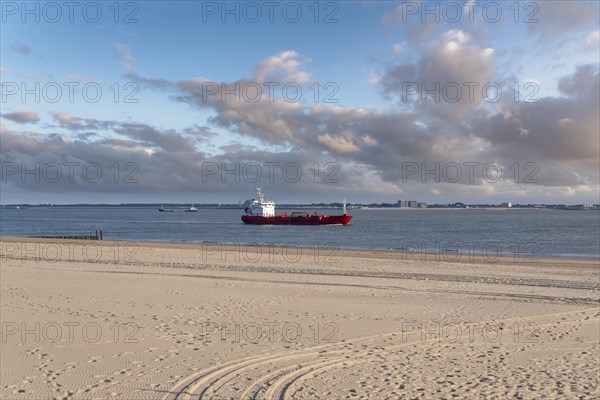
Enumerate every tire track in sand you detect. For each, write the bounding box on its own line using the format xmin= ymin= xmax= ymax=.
xmin=162 ymin=307 xmax=599 ymax=400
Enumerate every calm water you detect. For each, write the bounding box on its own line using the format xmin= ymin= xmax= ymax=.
xmin=1 ymin=207 xmax=599 ymax=259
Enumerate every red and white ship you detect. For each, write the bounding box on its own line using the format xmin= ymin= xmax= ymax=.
xmin=241 ymin=188 xmax=353 ymax=226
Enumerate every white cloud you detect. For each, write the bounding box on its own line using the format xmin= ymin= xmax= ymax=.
xmin=381 ymin=29 xmax=496 ymax=117
xmin=361 ymin=135 xmax=377 ymax=145
xmin=443 ymin=29 xmax=469 ymax=45
xmin=392 ymin=42 xmax=406 ymax=54
xmin=124 ymin=52 xmax=599 ymax=202
xmin=2 ymin=111 xmax=40 ymax=123
xmin=114 ymin=43 xmax=135 ymax=71
xmin=255 ymin=50 xmax=310 ymax=84
xmin=586 ymin=29 xmax=600 ymax=50
xmin=558 ymin=117 xmax=573 ymax=125
xmin=53 ymin=112 xmax=76 ymax=124
xmin=317 ymin=133 xmax=360 ymax=154
xmin=367 ymin=73 xmax=381 ymax=85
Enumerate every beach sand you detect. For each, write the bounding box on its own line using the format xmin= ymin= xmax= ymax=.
xmin=1 ymin=237 xmax=598 ymax=399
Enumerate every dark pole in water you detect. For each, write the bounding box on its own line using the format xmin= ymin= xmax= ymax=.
xmin=100 ymin=226 xmax=103 ymax=240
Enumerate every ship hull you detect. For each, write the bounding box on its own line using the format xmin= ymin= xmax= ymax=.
xmin=242 ymin=214 xmax=352 ymax=225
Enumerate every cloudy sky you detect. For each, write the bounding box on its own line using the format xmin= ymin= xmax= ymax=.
xmin=1 ymin=1 xmax=599 ymax=204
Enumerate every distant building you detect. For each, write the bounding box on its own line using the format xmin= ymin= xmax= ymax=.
xmin=501 ymin=202 xmax=512 ymax=208
xmin=398 ymin=200 xmax=425 ymax=208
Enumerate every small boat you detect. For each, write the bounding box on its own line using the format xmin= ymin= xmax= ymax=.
xmin=241 ymin=188 xmax=352 ymax=225
xmin=158 ymin=205 xmax=197 ymax=212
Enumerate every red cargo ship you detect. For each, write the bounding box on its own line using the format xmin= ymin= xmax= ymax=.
xmin=241 ymin=188 xmax=353 ymax=226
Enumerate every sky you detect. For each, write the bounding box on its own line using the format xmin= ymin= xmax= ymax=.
xmin=1 ymin=0 xmax=599 ymax=204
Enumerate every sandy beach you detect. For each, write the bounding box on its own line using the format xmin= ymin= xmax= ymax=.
xmin=1 ymin=237 xmax=598 ymax=399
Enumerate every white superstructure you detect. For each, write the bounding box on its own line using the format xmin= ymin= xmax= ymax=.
xmin=243 ymin=188 xmax=275 ymax=217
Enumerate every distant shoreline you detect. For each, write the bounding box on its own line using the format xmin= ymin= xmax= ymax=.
xmin=2 ymin=205 xmax=599 ymax=211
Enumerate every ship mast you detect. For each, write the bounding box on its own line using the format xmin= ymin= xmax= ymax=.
xmin=256 ymin=188 xmax=264 ymax=202
xmin=343 ymin=198 xmax=347 ymax=215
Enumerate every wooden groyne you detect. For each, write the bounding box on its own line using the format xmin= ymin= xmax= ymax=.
xmin=28 ymin=228 xmax=103 ymax=240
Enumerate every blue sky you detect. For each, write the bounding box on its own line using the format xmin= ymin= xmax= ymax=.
xmin=1 ymin=1 xmax=599 ymax=204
